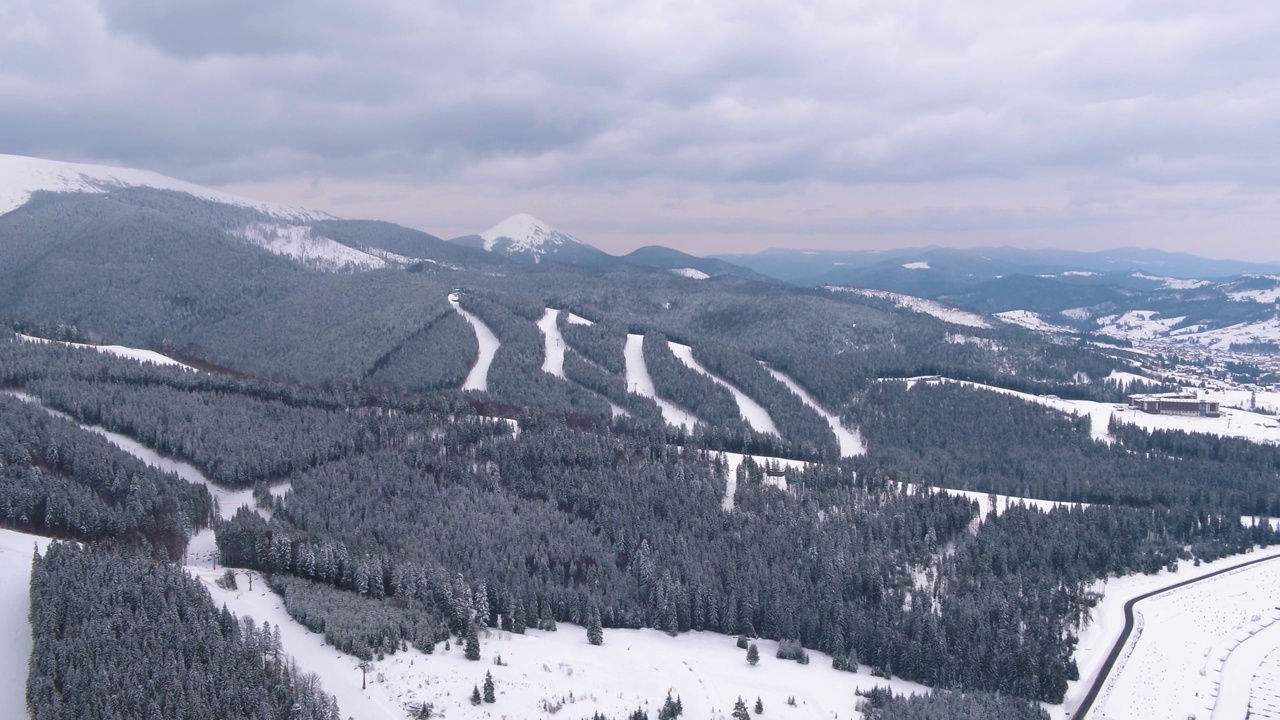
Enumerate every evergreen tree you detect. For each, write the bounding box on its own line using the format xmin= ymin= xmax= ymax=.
xmin=587 ymin=604 xmax=604 ymax=646
xmin=754 ymin=697 xmax=763 ymax=714
xmin=659 ymin=693 xmax=684 ymax=720
xmin=470 ymin=686 xmax=482 ymax=706
xmin=747 ymin=642 xmax=760 ymax=666
xmin=732 ymin=697 xmax=750 ymax=720
xmin=483 ymin=671 xmax=496 ymax=703
xmin=464 ymin=622 xmax=481 ymax=661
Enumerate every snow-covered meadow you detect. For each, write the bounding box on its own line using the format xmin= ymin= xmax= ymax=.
xmin=1074 ymin=551 xmax=1280 ymax=720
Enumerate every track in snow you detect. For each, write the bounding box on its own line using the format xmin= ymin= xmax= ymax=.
xmin=669 ymin=342 xmax=778 ymax=435
xmin=537 ymin=308 xmax=566 ymax=378
xmin=624 ymin=334 xmax=699 ymax=430
xmin=449 ymin=293 xmax=500 ymax=392
xmin=763 ymin=365 xmax=866 ymax=456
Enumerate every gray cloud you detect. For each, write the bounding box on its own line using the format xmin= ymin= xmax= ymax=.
xmin=2 ymin=0 xmax=1279 ymax=258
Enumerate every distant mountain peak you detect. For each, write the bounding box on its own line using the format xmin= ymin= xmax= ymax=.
xmin=479 ymin=213 xmax=587 ymax=255
xmin=0 ymin=153 xmax=330 ymax=222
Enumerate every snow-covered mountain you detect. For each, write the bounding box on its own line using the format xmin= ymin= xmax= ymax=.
xmin=0 ymin=153 xmax=329 ymax=222
xmin=453 ymin=213 xmax=611 ymax=265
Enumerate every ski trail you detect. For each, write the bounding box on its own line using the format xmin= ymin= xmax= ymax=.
xmin=762 ymin=365 xmax=866 ymax=457
xmin=668 ymin=342 xmax=779 ymax=436
xmin=537 ymin=308 xmax=566 ymax=378
xmin=449 ymin=293 xmax=500 ymax=392
xmin=717 ymin=451 xmax=810 ymax=512
xmin=0 ymin=528 xmax=53 ymax=720
xmin=624 ymin=334 xmax=699 ymax=430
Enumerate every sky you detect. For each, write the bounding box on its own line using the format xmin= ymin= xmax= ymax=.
xmin=2 ymin=0 xmax=1279 ymax=259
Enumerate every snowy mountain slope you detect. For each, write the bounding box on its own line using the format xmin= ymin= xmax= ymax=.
xmin=17 ymin=333 xmax=196 ymax=370
xmin=624 ymin=334 xmax=700 ymax=429
xmin=0 ymin=528 xmax=53 ymax=720
xmin=668 ymin=341 xmax=779 ymax=435
xmin=232 ymin=223 xmax=400 ymax=271
xmin=0 ymin=153 xmax=328 ymax=221
xmin=450 ymin=294 xmax=500 ymax=392
xmin=458 ymin=213 xmax=611 ymax=265
xmin=826 ymin=286 xmax=992 ymax=328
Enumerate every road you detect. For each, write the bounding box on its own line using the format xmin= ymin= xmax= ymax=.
xmin=1071 ymin=551 xmax=1280 ymax=719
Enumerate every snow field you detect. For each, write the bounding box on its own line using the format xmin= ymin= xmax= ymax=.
xmin=233 ymin=223 xmax=393 ymax=271
xmin=667 ymin=342 xmax=778 ymax=435
xmin=536 ymin=308 xmax=567 ymax=378
xmin=197 ymin=570 xmax=938 ymax=720
xmin=0 ymin=528 xmax=54 ymax=720
xmin=670 ymin=267 xmax=711 ymax=280
xmin=995 ymin=309 xmax=1074 ymax=335
xmin=0 ymin=153 xmax=328 ymax=221
xmin=1058 ymin=547 xmax=1280 ymax=720
xmin=623 ymin=334 xmax=700 ymax=429
xmin=449 ymin=293 xmax=501 ymax=392
xmin=17 ymin=333 xmax=196 ymax=371
xmin=762 ymin=365 xmax=866 ymax=457
xmin=825 ymin=287 xmax=992 ymax=328
xmin=894 ymin=376 xmax=1117 ymax=443
xmin=565 ymin=312 xmax=594 ymax=326
xmin=1087 ymin=555 xmax=1280 ymax=720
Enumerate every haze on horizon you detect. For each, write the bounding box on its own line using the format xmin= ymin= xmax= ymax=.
xmin=3 ymin=1 xmax=1278 ymax=261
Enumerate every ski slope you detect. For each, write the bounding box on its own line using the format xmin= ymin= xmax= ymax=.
xmin=17 ymin=333 xmax=195 ymax=370
xmin=0 ymin=528 xmax=53 ymax=720
xmin=715 ymin=450 xmax=811 ymax=511
xmin=668 ymin=342 xmax=778 ymax=435
xmin=624 ymin=334 xmax=699 ymax=430
xmin=763 ymin=365 xmax=866 ymax=457
xmin=450 ymin=293 xmax=500 ymax=392
xmin=537 ymin=309 xmax=567 ymax=378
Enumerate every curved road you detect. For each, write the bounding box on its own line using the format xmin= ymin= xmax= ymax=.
xmin=1072 ymin=551 xmax=1280 ymax=719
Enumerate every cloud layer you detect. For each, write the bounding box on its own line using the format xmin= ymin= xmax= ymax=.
xmin=3 ymin=0 xmax=1278 ymax=258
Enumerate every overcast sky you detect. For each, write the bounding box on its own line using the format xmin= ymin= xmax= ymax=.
xmin=3 ymin=1 xmax=1278 ymax=259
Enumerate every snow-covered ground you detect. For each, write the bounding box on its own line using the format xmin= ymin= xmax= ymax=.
xmin=996 ymin=310 xmax=1075 ymax=334
xmin=536 ymin=309 xmax=567 ymax=378
xmin=1076 ymin=551 xmax=1280 ymax=720
xmin=1095 ymin=310 xmax=1186 ymax=342
xmin=623 ymin=334 xmax=699 ymax=430
xmin=17 ymin=333 xmax=195 ymax=370
xmin=825 ymin=287 xmax=992 ymax=328
xmin=667 ymin=342 xmax=778 ymax=435
xmin=714 ymin=450 xmax=811 ymax=511
xmin=1131 ymin=273 xmax=1211 ymax=290
xmin=1171 ymin=317 xmax=1280 ymax=350
xmin=0 ymin=528 xmax=53 ymax=720
xmin=233 ymin=223 xmax=396 ymax=271
xmin=194 ymin=568 xmax=937 ymax=720
xmin=894 ymin=376 xmax=1280 ymax=446
xmin=902 ymin=261 xmax=930 ymax=270
xmin=670 ymin=267 xmax=711 ymax=280
xmin=0 ymin=153 xmax=328 ymax=221
xmin=450 ymin=294 xmax=501 ymax=392
xmin=762 ymin=365 xmax=866 ymax=457
xmin=1104 ymin=370 xmax=1150 ymax=389
xmin=565 ymin=312 xmax=594 ymax=326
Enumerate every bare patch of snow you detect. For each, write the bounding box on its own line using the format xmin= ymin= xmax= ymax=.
xmin=449 ymin=294 xmax=500 ymax=392
xmin=902 ymin=261 xmax=930 ymax=270
xmin=762 ymin=365 xmax=866 ymax=457
xmin=826 ymin=287 xmax=992 ymax=328
xmin=234 ymin=223 xmax=390 ymax=271
xmin=1131 ymin=272 xmax=1211 ymax=290
xmin=17 ymin=333 xmax=196 ymax=370
xmin=1063 ymin=271 xmax=1100 ymax=277
xmin=670 ymin=267 xmax=711 ymax=280
xmin=668 ymin=342 xmax=778 ymax=435
xmin=996 ymin=310 xmax=1074 ymax=334
xmin=565 ymin=312 xmax=594 ymax=326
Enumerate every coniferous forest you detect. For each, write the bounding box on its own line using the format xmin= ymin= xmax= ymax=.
xmin=3 ymin=186 xmax=1280 ymax=719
